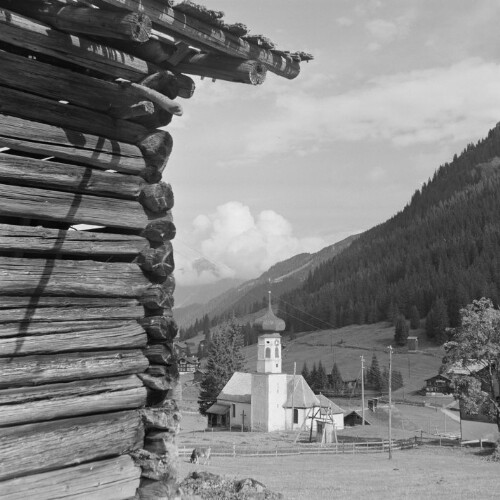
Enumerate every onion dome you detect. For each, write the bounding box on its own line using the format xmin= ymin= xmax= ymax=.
xmin=254 ymin=291 xmax=286 ymax=333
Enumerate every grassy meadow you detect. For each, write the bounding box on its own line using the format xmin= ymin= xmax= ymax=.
xmin=178 ymin=446 xmax=500 ymax=499
xmin=242 ymin=322 xmax=446 ymax=395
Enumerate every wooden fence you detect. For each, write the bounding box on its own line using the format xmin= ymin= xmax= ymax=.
xmin=179 ymin=437 xmax=420 ymax=458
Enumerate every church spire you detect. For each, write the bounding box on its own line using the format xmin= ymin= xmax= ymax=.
xmin=253 ymin=290 xmax=286 ymax=333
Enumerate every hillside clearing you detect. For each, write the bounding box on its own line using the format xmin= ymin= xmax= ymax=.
xmin=241 ymin=322 xmax=446 ymax=395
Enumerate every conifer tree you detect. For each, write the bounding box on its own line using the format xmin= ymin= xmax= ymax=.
xmin=409 ymin=305 xmax=420 ymax=330
xmin=394 ymin=315 xmax=409 ymax=346
xmin=316 ymin=361 xmax=328 ymax=391
xmin=198 ymin=319 xmax=245 ymax=415
xmin=301 ymin=362 xmax=310 ymax=385
xmin=310 ymin=363 xmax=318 ymax=392
xmin=329 ymin=363 xmax=344 ymax=393
xmin=367 ymin=353 xmax=382 ymax=390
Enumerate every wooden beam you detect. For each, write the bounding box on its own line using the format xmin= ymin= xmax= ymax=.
xmin=0 ymin=320 xmax=147 ymax=356
xmin=139 ymin=314 xmax=178 ymax=341
xmin=0 ymin=183 xmax=164 ymax=230
xmin=0 ymin=319 xmax=142 ymax=337
xmin=141 ymin=217 xmax=176 ymax=243
xmin=143 ymin=344 xmax=172 ymax=365
xmin=0 ymin=411 xmax=144 ymax=481
xmin=107 ymin=39 xmax=267 ymax=84
xmin=0 ymin=224 xmax=146 ymax=257
xmin=138 ymin=130 xmax=173 ymax=180
xmin=0 ymin=350 xmax=149 ymax=388
xmin=0 ymin=455 xmax=141 ymax=500
xmin=139 ymin=276 xmax=175 ymax=309
xmin=0 ymin=86 xmax=147 ymax=145
xmin=6 ymin=2 xmax=153 ymax=43
xmin=0 ymin=154 xmax=146 ymax=199
xmin=0 ymin=375 xmax=147 ymax=426
xmin=88 ymin=0 xmax=301 ymax=79
xmin=116 ymin=78 xmax=183 ymax=116
xmin=139 ymin=182 xmax=174 ymax=213
xmin=0 ymin=50 xmax=154 ymax=116
xmin=136 ymin=242 xmax=174 ymax=279
xmin=176 ymin=54 xmax=267 ymax=85
xmin=0 ymin=297 xmax=143 ymax=322
xmin=0 ymin=114 xmax=146 ymax=175
xmin=0 ymin=257 xmax=155 ymax=297
xmin=0 ymin=8 xmax=151 ymax=80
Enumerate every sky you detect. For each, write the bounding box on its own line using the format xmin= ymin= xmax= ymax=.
xmin=167 ymin=0 xmax=500 ymax=286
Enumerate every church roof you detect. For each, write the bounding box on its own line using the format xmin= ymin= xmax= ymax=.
xmin=284 ymin=375 xmax=320 ymax=408
xmin=253 ymin=292 xmax=286 ymax=333
xmin=316 ymin=394 xmax=345 ymax=414
xmin=218 ymin=372 xmax=252 ymax=404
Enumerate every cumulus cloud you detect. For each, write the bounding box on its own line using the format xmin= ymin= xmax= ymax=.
xmin=174 ymin=202 xmax=325 ymax=285
xmin=235 ymin=58 xmax=500 ymax=161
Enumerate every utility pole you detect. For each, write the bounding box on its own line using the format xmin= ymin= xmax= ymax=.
xmin=361 ymin=355 xmax=365 ymax=427
xmin=291 ymin=361 xmax=296 ymax=430
xmin=388 ymin=345 xmax=393 ymax=460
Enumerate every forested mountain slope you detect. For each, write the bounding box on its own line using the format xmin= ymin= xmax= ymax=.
xmin=176 ymin=235 xmax=357 ymax=330
xmin=279 ymin=124 xmax=500 ymax=341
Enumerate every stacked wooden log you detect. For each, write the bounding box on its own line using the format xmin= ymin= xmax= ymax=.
xmin=0 ymin=2 xmax=184 ymax=499
xmin=0 ymin=0 xmax=309 ymax=497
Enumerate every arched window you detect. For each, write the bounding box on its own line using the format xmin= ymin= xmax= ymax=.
xmin=275 ymin=347 xmax=280 ymax=358
xmin=293 ymin=409 xmax=299 ymax=424
xmin=265 ymin=347 xmax=271 ymax=358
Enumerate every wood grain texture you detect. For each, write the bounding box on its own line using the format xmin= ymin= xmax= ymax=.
xmin=0 ymin=86 xmax=147 ymax=145
xmin=0 ymin=257 xmax=153 ymax=297
xmin=0 ymin=114 xmax=146 ymax=175
xmin=0 ymin=155 xmax=146 ymax=199
xmin=90 ymin=0 xmax=300 ymax=79
xmin=0 ymin=411 xmax=144 ymax=481
xmin=0 ymin=319 xmax=140 ymax=337
xmin=0 ymin=320 xmax=147 ymax=356
xmin=0 ymin=296 xmax=143 ymax=323
xmin=0 ymin=50 xmax=154 ymax=114
xmin=0 ymin=455 xmax=141 ymax=500
xmin=0 ymin=8 xmax=151 ymax=80
xmin=0 ymin=349 xmax=149 ymax=388
xmin=0 ymin=224 xmax=147 ymax=257
xmin=0 ymin=184 xmax=159 ymax=230
xmin=0 ymin=376 xmax=147 ymax=426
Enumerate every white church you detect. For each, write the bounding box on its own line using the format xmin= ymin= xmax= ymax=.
xmin=206 ymin=294 xmax=344 ymax=433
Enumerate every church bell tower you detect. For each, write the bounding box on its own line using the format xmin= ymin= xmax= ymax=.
xmin=254 ymin=291 xmax=286 ymax=373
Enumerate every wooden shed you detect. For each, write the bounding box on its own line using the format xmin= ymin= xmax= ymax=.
xmin=0 ymin=0 xmax=310 ymax=498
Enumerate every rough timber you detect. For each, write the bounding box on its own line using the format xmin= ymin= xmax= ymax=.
xmin=0 ymin=0 xmax=310 ymax=497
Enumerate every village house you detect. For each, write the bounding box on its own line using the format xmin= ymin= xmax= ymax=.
xmin=424 ymin=374 xmax=452 ymax=395
xmin=177 ymin=356 xmax=200 ymax=373
xmin=206 ymin=294 xmax=345 ymax=432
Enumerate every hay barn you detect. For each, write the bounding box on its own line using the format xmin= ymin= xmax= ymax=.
xmin=0 ymin=0 xmax=310 ymax=497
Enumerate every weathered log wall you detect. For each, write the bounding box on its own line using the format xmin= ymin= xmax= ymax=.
xmin=0 ymin=0 xmax=307 ymax=496
xmin=0 ymin=2 xmax=182 ymax=498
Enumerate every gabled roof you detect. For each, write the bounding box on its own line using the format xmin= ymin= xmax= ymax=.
xmin=425 ymin=374 xmax=451 ymax=382
xmin=218 ymin=372 xmax=252 ymax=404
xmin=316 ymin=394 xmax=345 ymax=414
xmin=206 ymin=403 xmax=230 ymax=415
xmin=284 ymin=375 xmax=320 ymax=408
xmin=446 ymin=360 xmax=490 ymax=376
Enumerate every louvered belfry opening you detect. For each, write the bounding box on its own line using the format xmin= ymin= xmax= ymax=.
xmin=0 ymin=1 xmax=309 ymax=498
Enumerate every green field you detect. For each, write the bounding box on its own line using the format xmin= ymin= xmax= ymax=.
xmin=241 ymin=322 xmax=446 ymax=395
xmin=178 ymin=446 xmax=500 ymax=499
